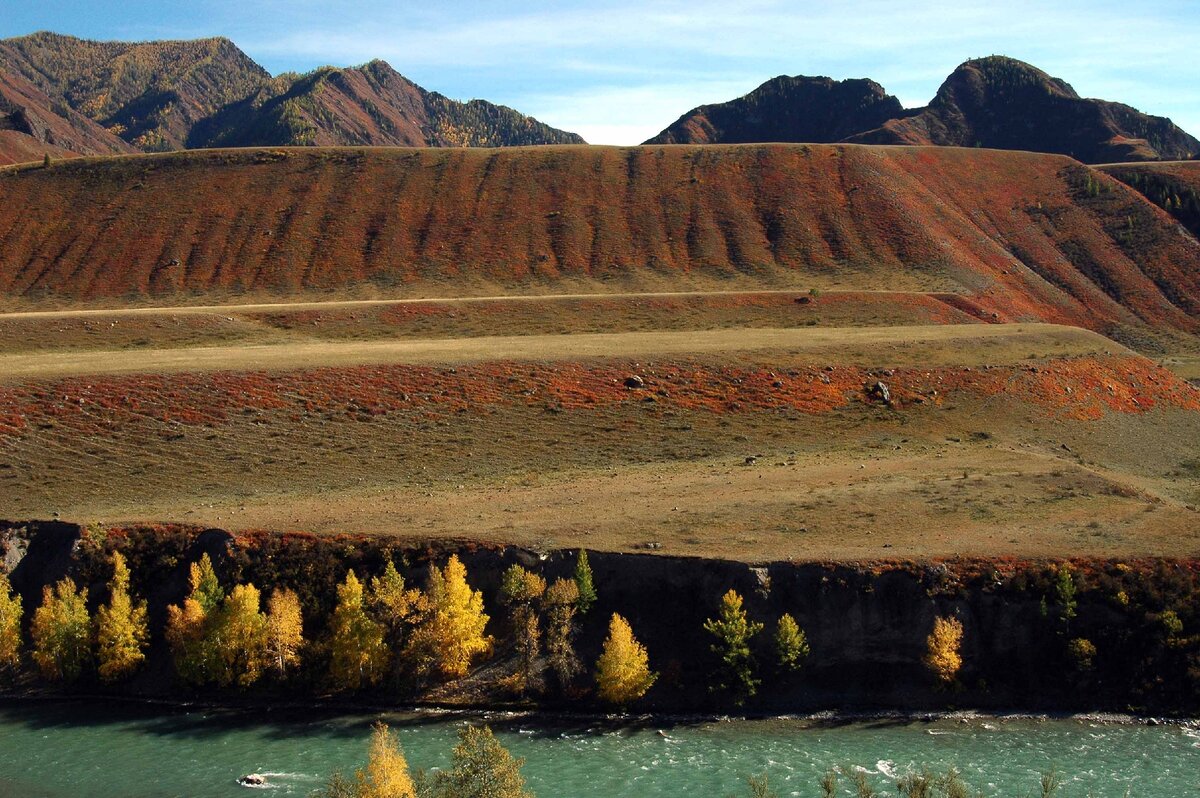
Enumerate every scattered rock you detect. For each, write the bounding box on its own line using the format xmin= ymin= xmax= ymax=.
xmin=624 ymin=375 xmax=645 ymax=389
xmin=744 ymin=455 xmax=758 ymax=465
xmin=866 ymin=381 xmax=891 ymax=405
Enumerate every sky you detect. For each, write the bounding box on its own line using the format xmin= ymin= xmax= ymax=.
xmin=2 ymin=0 xmax=1199 ymax=145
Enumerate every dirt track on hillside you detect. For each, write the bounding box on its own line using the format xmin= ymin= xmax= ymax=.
xmin=0 ymin=323 xmax=1118 ymax=381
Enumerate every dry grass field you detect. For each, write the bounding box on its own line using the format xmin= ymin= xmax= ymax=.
xmin=1 ymin=145 xmax=1198 ymax=563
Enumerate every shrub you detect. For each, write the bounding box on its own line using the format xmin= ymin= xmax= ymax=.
xmin=774 ymin=613 xmax=809 ymax=672
xmin=923 ymin=616 xmax=963 ymax=686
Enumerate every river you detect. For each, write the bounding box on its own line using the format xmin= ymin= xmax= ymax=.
xmin=0 ymin=701 xmax=1196 ymax=797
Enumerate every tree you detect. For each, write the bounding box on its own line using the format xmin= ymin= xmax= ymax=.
xmin=0 ymin=571 xmax=22 ymax=673
xmin=42 ymin=153 xmax=51 ymax=168
xmin=1054 ymin=564 xmax=1077 ymax=627
xmin=543 ymin=578 xmax=582 ymax=688
xmin=265 ymin=588 xmax=304 ymax=678
xmin=924 ymin=616 xmax=963 ymax=686
xmin=31 ymin=577 xmax=90 ymax=682
xmin=94 ymin=551 xmax=149 ymax=682
xmin=357 ymin=722 xmax=416 ymax=798
xmin=703 ymin=589 xmax=763 ymax=704
xmin=212 ymin=583 xmax=269 ymax=687
xmin=501 ymin=565 xmax=546 ymax=693
xmin=774 ymin=614 xmax=809 ymax=673
xmin=746 ymin=773 xmax=778 ymax=798
xmin=424 ymin=725 xmax=532 ymax=798
xmin=329 ymin=570 xmax=389 ymax=691
xmin=407 ymin=556 xmax=491 ymax=681
xmin=595 ymin=613 xmax=656 ymax=705
xmin=166 ymin=554 xmax=226 ymax=685
xmin=573 ymin=550 xmax=597 ymax=615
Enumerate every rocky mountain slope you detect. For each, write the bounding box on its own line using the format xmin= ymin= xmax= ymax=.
xmin=648 ymin=57 xmax=1198 ymax=163
xmin=0 ymin=32 xmax=582 ymax=162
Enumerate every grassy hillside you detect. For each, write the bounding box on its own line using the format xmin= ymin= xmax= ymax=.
xmin=0 ymin=144 xmax=1197 ymax=340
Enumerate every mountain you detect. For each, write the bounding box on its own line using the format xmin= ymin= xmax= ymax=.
xmin=1 ymin=144 xmax=1196 ymax=341
xmin=0 ymin=32 xmax=270 ymax=151
xmin=191 ymin=60 xmax=584 ymax=148
xmin=0 ymin=32 xmax=582 ymax=162
xmin=0 ymin=63 xmax=133 ymax=164
xmin=646 ymin=76 xmax=902 ymax=145
xmin=647 ymin=57 xmax=1199 ymax=164
xmin=848 ymin=57 xmax=1199 ymax=163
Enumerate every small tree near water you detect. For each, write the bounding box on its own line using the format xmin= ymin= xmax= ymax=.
xmin=703 ymin=589 xmax=763 ymax=704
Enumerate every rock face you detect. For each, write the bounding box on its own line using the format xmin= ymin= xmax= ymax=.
xmin=0 ymin=32 xmax=583 ymax=162
xmin=647 ymin=57 xmax=1198 ymax=164
xmin=646 ymin=76 xmax=902 ymax=145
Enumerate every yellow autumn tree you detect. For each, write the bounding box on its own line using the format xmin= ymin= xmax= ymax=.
xmin=408 ymin=555 xmax=491 ymax=680
xmin=0 ymin=571 xmax=22 ymax=672
xmin=166 ymin=554 xmax=225 ymax=684
xmin=94 ymin=551 xmax=149 ymax=682
xmin=356 ymin=722 xmax=416 ymax=798
xmin=595 ymin=613 xmax=656 ymax=705
xmin=265 ymin=588 xmax=304 ymax=678
xmin=924 ymin=616 xmax=964 ymax=686
xmin=329 ymin=570 xmax=389 ymax=691
xmin=211 ymin=583 xmax=269 ymax=687
xmin=31 ymin=577 xmax=90 ymax=682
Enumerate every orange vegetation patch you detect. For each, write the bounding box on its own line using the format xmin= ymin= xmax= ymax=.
xmin=0 ymin=354 xmax=1194 ymax=439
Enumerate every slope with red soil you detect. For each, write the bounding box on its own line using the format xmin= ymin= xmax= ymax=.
xmin=0 ymin=144 xmax=1196 ymax=336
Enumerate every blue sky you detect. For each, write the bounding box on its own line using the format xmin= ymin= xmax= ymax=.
xmin=3 ymin=0 xmax=1198 ymax=144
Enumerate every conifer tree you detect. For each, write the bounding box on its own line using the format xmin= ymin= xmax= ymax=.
xmin=31 ymin=577 xmax=90 ymax=682
xmin=0 ymin=571 xmax=23 ymax=672
xmin=407 ymin=555 xmax=491 ymax=680
xmin=703 ymin=589 xmax=763 ymax=704
xmin=94 ymin=551 xmax=149 ymax=682
xmin=924 ymin=616 xmax=964 ymax=686
xmin=166 ymin=554 xmax=225 ymax=685
xmin=356 ymin=722 xmax=416 ymax=798
xmin=774 ymin=613 xmax=810 ymax=673
xmin=543 ymin=578 xmax=582 ymax=688
xmin=424 ymin=725 xmax=533 ymax=798
xmin=573 ymin=549 xmax=597 ymax=615
xmin=265 ymin=588 xmax=304 ymax=678
xmin=329 ymin=570 xmax=389 ymax=690
xmin=595 ymin=613 xmax=656 ymax=705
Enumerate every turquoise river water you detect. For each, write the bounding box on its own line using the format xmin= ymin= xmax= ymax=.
xmin=0 ymin=701 xmax=1197 ymax=797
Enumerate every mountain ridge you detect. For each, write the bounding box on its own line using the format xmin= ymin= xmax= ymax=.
xmin=0 ymin=31 xmax=583 ymax=163
xmin=647 ymin=56 xmax=1199 ymax=163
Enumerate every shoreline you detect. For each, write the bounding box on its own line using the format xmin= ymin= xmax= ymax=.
xmin=2 ymin=690 xmax=1195 ymax=730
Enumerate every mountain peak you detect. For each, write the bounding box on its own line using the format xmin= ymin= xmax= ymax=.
xmin=645 ymin=74 xmax=902 ymax=145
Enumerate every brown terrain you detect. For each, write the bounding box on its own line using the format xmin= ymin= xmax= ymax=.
xmin=0 ymin=143 xmax=1198 ymax=563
